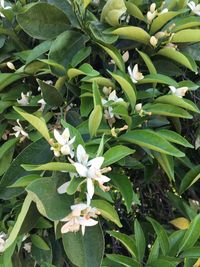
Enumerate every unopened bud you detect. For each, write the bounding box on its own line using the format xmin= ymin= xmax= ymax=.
xmin=150 ymin=36 xmax=158 ymax=47
xmin=155 ymin=31 xmax=166 ymax=39
xmin=150 ymin=3 xmax=156 ymax=12
xmin=7 ymin=62 xmax=15 ymax=70
xmin=122 ymin=51 xmax=129 ymax=62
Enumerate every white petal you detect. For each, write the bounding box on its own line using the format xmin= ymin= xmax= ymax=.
xmin=108 ymin=90 xmax=117 ymax=101
xmin=68 ymin=136 xmax=76 ymax=145
xmin=87 ymin=157 xmax=104 ymax=169
xmin=98 ymin=175 xmax=111 ymax=184
xmin=57 ymin=182 xmax=70 ymax=194
xmin=54 ymin=129 xmax=65 ymax=145
xmin=77 ymin=144 xmax=88 ymax=164
xmin=79 ymin=217 xmax=98 ymax=227
xmin=62 ymin=128 xmax=70 ymax=142
xmin=71 ymin=203 xmax=88 ymax=212
xmin=87 ymin=178 xmax=94 ymax=200
xmin=74 ymin=163 xmax=88 ymax=177
xmin=61 ymin=144 xmax=71 ymax=155
xmin=169 ymin=86 xmax=176 ymax=94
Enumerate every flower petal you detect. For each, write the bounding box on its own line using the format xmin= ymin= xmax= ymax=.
xmin=98 ymin=175 xmax=110 ymax=184
xmin=77 ymin=144 xmax=88 ymax=164
xmin=62 ymin=128 xmax=70 ymax=141
xmin=87 ymin=157 xmax=104 ymax=169
xmin=54 ymin=129 xmax=65 ymax=145
xmin=74 ymin=163 xmax=88 ymax=177
xmin=87 ymin=178 xmax=94 ymax=200
xmin=57 ymin=181 xmax=70 ymax=194
xmin=79 ymin=217 xmax=98 ymax=227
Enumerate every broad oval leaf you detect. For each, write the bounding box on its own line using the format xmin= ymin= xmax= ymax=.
xmin=111 ymin=26 xmax=150 ymax=44
xmin=92 ymin=199 xmax=122 ymax=227
xmin=17 ymin=3 xmax=70 ymax=40
xmin=120 ymin=130 xmax=185 ymax=157
xmin=63 ymin=224 xmax=104 ymax=267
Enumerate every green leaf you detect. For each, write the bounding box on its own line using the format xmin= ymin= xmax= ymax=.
xmin=153 ymin=152 xmax=174 ymax=181
xmin=63 ymin=224 xmax=104 ymax=267
xmin=0 ymin=138 xmax=17 ymax=160
xmin=138 ymin=74 xmax=178 ymax=87
xmin=111 ymin=26 xmax=150 ymax=44
xmin=109 ymin=71 xmax=136 ymax=110
xmin=93 ymin=82 xmax=102 ymax=107
xmin=137 ymin=49 xmax=157 ymax=75
xmin=125 ymin=2 xmax=144 ymax=21
xmin=92 ymin=200 xmax=122 ymax=227
xmin=71 ymin=47 xmax=92 ymax=67
xmin=17 ymin=3 xmax=70 ymax=40
xmin=143 ymin=103 xmax=193 ymax=119
xmin=103 ymin=145 xmax=135 ymax=167
xmin=134 ymin=219 xmax=146 ymax=261
xmin=89 ymin=105 xmax=102 ymax=137
xmin=66 ymin=177 xmax=84 ymax=195
xmin=157 ymin=129 xmax=193 ymax=148
xmin=0 ymin=73 xmax=25 ymax=92
xmin=107 ymin=231 xmax=137 ymax=257
xmin=9 ymin=174 xmax=42 ymax=188
xmin=26 ymin=40 xmax=52 ymax=64
xmin=110 ymin=173 xmax=140 ymax=213
xmin=82 ymin=76 xmax=115 ymax=88
xmin=22 ymin=162 xmax=75 ymax=172
xmin=147 ymin=217 xmax=170 ymax=255
xmin=14 ymin=107 xmax=51 ymax=142
xmin=106 ymin=254 xmax=142 ymax=267
xmin=157 ymin=48 xmax=197 ymax=72
xmin=147 ymin=238 xmax=159 ymax=264
xmin=101 ymin=0 xmax=127 ymax=26
xmin=4 ymin=195 xmax=32 ymax=251
xmin=49 ymin=30 xmax=89 ymax=76
xmin=179 ymin=165 xmax=200 ymax=194
xmin=173 ymin=16 xmax=200 ymax=32
xmin=120 ymin=130 xmax=185 ymax=157
xmin=180 ymin=247 xmax=200 ymax=258
xmin=155 ymin=95 xmax=200 ymax=113
xmin=26 ymin=174 xmax=73 ymax=220
xmin=31 ymin=235 xmax=50 ymax=250
xmin=98 ymin=43 xmax=125 ymax=71
xmin=150 ymin=11 xmax=183 ymax=34
xmin=147 ymin=259 xmax=176 ymax=267
xmin=172 ymin=29 xmax=200 ymax=43
xmin=37 ymin=79 xmax=63 ymax=106
xmin=178 ymin=214 xmax=200 ymax=253
xmin=0 ymin=139 xmax=53 ymax=199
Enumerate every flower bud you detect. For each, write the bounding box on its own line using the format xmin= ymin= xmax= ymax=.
xmin=150 ymin=36 xmax=158 ymax=47
xmin=7 ymin=62 xmax=15 ymax=70
xmin=150 ymin=3 xmax=156 ymax=12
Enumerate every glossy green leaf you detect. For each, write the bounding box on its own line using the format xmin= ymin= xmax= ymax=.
xmin=37 ymin=79 xmax=63 ymax=106
xmin=125 ymin=2 xmax=144 ymax=21
xmin=107 ymin=231 xmax=137 ymax=257
xmin=111 ymin=26 xmax=150 ymax=44
xmin=98 ymin=43 xmax=125 ymax=71
xmin=173 ymin=16 xmax=200 ymax=32
xmin=0 ymin=138 xmax=17 ymax=160
xmin=157 ymin=48 xmax=197 ymax=72
xmin=9 ymin=174 xmax=42 ymax=188
xmin=14 ymin=107 xmax=51 ymax=142
xmin=66 ymin=177 xmax=84 ymax=195
xmin=172 ymin=29 xmax=200 ymax=43
xmin=120 ymin=130 xmax=185 ymax=157
xmin=17 ymin=3 xmax=70 ymax=40
xmin=103 ymin=145 xmax=135 ymax=167
xmin=150 ymin=11 xmax=183 ymax=34
xmin=22 ymin=162 xmax=75 ymax=172
xmin=155 ymin=95 xmax=200 ymax=113
xmin=31 ymin=235 xmax=50 ymax=250
xmin=106 ymin=254 xmax=142 ymax=267
xmin=92 ymin=200 xmax=122 ymax=227
xmin=101 ymin=0 xmax=127 ymax=26
xmin=26 ymin=174 xmax=73 ymax=220
xmin=134 ymin=219 xmax=146 ymax=261
xmin=179 ymin=165 xmax=200 ymax=194
xmin=89 ymin=105 xmax=102 ymax=137
xmin=147 ymin=259 xmax=176 ymax=267
xmin=157 ymin=129 xmax=193 ymax=148
xmin=137 ymin=49 xmax=157 ymax=75
xmin=0 ymin=73 xmax=25 ymax=92
xmin=180 ymin=247 xmax=200 ymax=258
xmin=26 ymin=40 xmax=52 ymax=64
xmin=147 ymin=217 xmax=170 ymax=255
xmin=82 ymin=76 xmax=115 ymax=88
xmin=147 ymin=238 xmax=159 ymax=264
xmin=138 ymin=74 xmax=178 ymax=87
xmin=143 ymin=103 xmax=193 ymax=119
xmin=93 ymin=82 xmax=102 ymax=107
xmin=153 ymin=152 xmax=174 ymax=181
xmin=63 ymin=224 xmax=104 ymax=267
xmin=178 ymin=214 xmax=200 ymax=253
xmin=109 ymin=71 xmax=136 ymax=110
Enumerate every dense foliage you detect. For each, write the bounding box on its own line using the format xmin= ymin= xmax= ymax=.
xmin=0 ymin=0 xmax=200 ymax=266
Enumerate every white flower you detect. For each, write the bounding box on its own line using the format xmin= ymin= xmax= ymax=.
xmin=0 ymin=232 xmax=6 ymax=253
xmin=188 ymin=1 xmax=200 ymax=16
xmin=23 ymin=242 xmax=32 ymax=253
xmin=51 ymin=128 xmax=75 ymax=158
xmin=73 ymin=145 xmax=111 ymax=200
xmin=128 ymin=64 xmax=144 ymax=83
xmin=11 ymin=119 xmax=29 ymax=141
xmin=17 ymin=92 xmax=31 ymax=106
xmin=38 ymin=98 xmax=46 ymax=112
xmin=169 ymin=86 xmax=189 ymax=98
xmin=61 ymin=203 xmax=99 ymax=235
xmin=0 ymin=0 xmax=11 ymax=17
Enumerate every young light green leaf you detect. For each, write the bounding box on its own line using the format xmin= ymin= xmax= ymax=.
xmin=173 ymin=16 xmax=200 ymax=32
xmin=22 ymin=162 xmax=75 ymax=173
xmin=8 ymin=174 xmax=42 ymax=188
xmin=137 ymin=49 xmax=157 ymax=75
xmin=147 ymin=217 xmax=170 ymax=255
xmin=111 ymin=26 xmax=150 ymax=44
xmin=138 ymin=74 xmax=178 ymax=87
xmin=89 ymin=105 xmax=102 ymax=137
xmin=125 ymin=2 xmax=144 ymax=21
xmin=172 ymin=29 xmax=200 ymax=43
xmin=31 ymin=235 xmax=50 ymax=250
xmin=103 ymin=145 xmax=135 ymax=167
xmin=66 ymin=177 xmax=85 ymax=195
xmin=120 ymin=130 xmax=185 ymax=157
xmin=92 ymin=200 xmax=122 ymax=227
xmin=82 ymin=76 xmax=115 ymax=88
xmin=107 ymin=231 xmax=137 ymax=257
xmin=179 ymin=165 xmax=200 ymax=194
xmin=93 ymin=82 xmax=102 ymax=107
xmin=14 ymin=107 xmax=51 ymax=142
